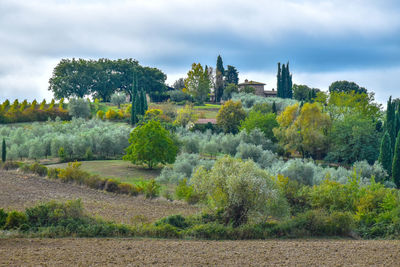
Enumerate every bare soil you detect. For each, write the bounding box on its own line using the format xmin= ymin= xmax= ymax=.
xmin=0 ymin=170 xmax=198 ymax=224
xmin=1 ymin=238 xmax=399 ymax=266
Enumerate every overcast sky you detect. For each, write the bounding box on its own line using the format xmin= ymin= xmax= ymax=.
xmin=1 ymin=0 xmax=399 ymax=104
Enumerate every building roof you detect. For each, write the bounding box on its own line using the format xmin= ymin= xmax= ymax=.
xmin=238 ymin=79 xmax=266 ymax=86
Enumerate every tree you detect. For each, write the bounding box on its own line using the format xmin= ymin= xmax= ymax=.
xmin=215 ymin=55 xmax=225 ymax=102
xmin=2 ymin=139 xmax=6 ymax=163
xmin=276 ymin=62 xmax=293 ymax=99
xmin=184 ymin=63 xmax=211 ymax=103
xmin=225 ymin=65 xmax=239 ymax=85
xmin=191 ymin=156 xmax=289 ymax=226
xmin=240 ymin=111 xmax=278 ymax=141
xmin=222 ymin=83 xmax=239 ymax=100
xmin=174 ymin=104 xmax=198 ymax=127
xmin=123 ymin=120 xmax=178 ymax=169
xmin=217 ymin=100 xmax=246 ymax=134
xmin=274 ymin=103 xmax=331 ymax=159
xmin=292 ymin=84 xmax=319 ymax=102
xmin=325 ymin=113 xmax=381 ymax=164
xmin=173 ymin=78 xmax=185 ymax=90
xmin=48 ymin=58 xmax=167 ymax=102
xmin=68 ymin=98 xmax=90 ymax=119
xmin=272 ymin=101 xmax=277 ymax=114
xmin=392 ymin=132 xmax=400 ymax=188
xmin=329 ymin=80 xmax=367 ymax=94
xmin=378 ymin=131 xmax=393 ymax=176
xmin=241 ymin=86 xmax=256 ymax=94
xmin=386 ymin=96 xmax=396 ymax=152
xmin=110 ymin=92 xmax=126 ymax=108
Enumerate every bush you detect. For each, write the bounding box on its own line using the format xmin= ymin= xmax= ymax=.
xmin=96 ymin=110 xmax=104 ymax=119
xmin=191 ymin=156 xmax=289 ymax=226
xmin=47 ymin=168 xmax=61 ymax=179
xmin=175 ymin=178 xmax=201 ymax=204
xmin=168 ymin=90 xmax=191 ymax=102
xmin=28 ymin=162 xmax=48 ymax=176
xmin=0 ymin=209 xmax=8 ymax=229
xmin=117 ymin=183 xmax=139 ymax=196
xmin=104 ymin=179 xmax=120 ymax=193
xmin=5 ymin=211 xmax=28 ymax=230
xmin=143 ymin=179 xmax=160 ymax=199
xmin=68 ymin=98 xmax=91 ymax=119
xmin=292 ymin=209 xmax=355 ymax=236
xmin=155 ymin=215 xmax=188 ymax=229
xmin=1 ymin=161 xmax=21 ymax=170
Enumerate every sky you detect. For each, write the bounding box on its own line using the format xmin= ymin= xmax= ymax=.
xmin=0 ymin=0 xmax=400 ymax=104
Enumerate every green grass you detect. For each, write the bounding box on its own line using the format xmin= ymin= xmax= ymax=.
xmin=47 ymin=160 xmax=160 ymax=182
xmin=193 ymin=103 xmax=221 ymax=109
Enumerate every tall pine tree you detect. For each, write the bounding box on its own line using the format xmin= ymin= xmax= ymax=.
xmin=386 ymin=96 xmax=396 ymax=152
xmin=2 ymin=138 xmax=6 ymax=163
xmin=392 ymin=131 xmax=400 ymax=188
xmin=276 ymin=62 xmax=293 ymax=99
xmin=131 ymin=72 xmax=138 ymax=125
xmin=215 ymin=55 xmax=225 ymax=102
xmin=379 ymin=131 xmax=392 ymax=176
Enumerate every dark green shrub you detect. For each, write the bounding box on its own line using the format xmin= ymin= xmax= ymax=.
xmin=185 ymin=223 xmax=232 ymax=239
xmin=0 ymin=209 xmax=8 ymax=229
xmin=142 ymin=223 xmax=180 ymax=238
xmin=104 ymin=179 xmax=120 ymax=193
xmin=155 ymin=215 xmax=188 ymax=229
xmin=26 ymin=199 xmax=85 ymax=228
xmin=292 ymin=209 xmax=355 ymax=236
xmin=5 ymin=211 xmax=28 ymax=229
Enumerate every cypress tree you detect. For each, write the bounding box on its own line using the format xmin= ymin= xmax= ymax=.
xmin=286 ymin=62 xmax=293 ymax=99
xmin=215 ymin=55 xmax=225 ymax=102
xmin=277 ymin=63 xmax=282 ymax=98
xmin=131 ymin=73 xmax=138 ymax=125
xmin=272 ymin=101 xmax=277 ymax=114
xmin=216 ymin=55 xmax=225 ymax=76
xmin=276 ymin=62 xmax=293 ymax=99
xmin=139 ymin=90 xmax=144 ymax=116
xmin=1 ymin=138 xmax=6 ymax=163
xmin=143 ymin=91 xmax=148 ymax=113
xmin=134 ymin=90 xmax=141 ymax=119
xmin=379 ymin=131 xmax=392 ymax=176
xmin=392 ymin=131 xmax=400 ymax=188
xmin=386 ymin=96 xmax=396 ymax=151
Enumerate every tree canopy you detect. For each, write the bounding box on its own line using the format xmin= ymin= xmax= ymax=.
xmin=184 ymin=63 xmax=211 ymax=103
xmin=123 ymin=120 xmax=178 ymax=169
xmin=328 ymin=80 xmax=367 ymax=94
xmin=48 ymin=58 xmax=167 ymax=102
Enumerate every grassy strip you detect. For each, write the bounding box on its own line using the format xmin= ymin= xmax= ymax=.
xmin=1 ymin=161 xmax=160 ymax=199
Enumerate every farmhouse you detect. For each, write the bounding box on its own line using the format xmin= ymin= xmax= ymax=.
xmin=238 ymin=79 xmax=277 ymax=97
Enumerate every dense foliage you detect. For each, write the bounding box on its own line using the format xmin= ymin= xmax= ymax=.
xmin=0 ymin=118 xmax=131 ymax=161
xmin=48 ymin=58 xmax=167 ymax=102
xmin=124 ymin=120 xmax=178 ymax=169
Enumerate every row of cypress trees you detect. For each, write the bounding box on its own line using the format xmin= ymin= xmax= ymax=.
xmin=130 ymin=72 xmax=148 ymax=125
xmin=379 ymin=96 xmax=400 ymax=187
xmin=276 ymin=62 xmax=293 ymax=99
